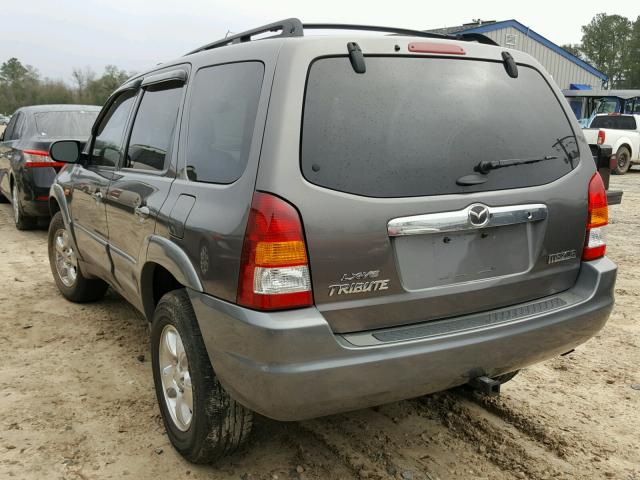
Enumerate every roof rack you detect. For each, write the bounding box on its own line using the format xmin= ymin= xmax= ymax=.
xmin=303 ymin=23 xmax=497 ymax=45
xmin=185 ymin=18 xmax=304 ymax=55
xmin=185 ymin=18 xmax=498 ymax=55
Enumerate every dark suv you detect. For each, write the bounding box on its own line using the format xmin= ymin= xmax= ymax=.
xmin=46 ymin=20 xmax=617 ymax=463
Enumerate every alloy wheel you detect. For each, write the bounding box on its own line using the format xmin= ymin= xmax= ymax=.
xmin=54 ymin=228 xmax=78 ymax=287
xmin=159 ymin=325 xmax=193 ymax=431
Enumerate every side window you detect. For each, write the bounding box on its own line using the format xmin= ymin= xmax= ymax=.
xmin=2 ymin=114 xmax=18 ymax=141
xmin=125 ymin=83 xmax=183 ymax=172
xmin=91 ymin=90 xmax=137 ymax=167
xmin=5 ymin=113 xmax=24 ymax=141
xmin=186 ymin=62 xmax=264 ymax=183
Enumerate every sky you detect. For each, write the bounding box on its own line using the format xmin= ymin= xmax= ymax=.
xmin=1 ymin=0 xmax=638 ymax=82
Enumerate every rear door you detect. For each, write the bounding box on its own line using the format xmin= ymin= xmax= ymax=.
xmin=105 ymin=71 xmax=186 ymax=301
xmin=0 ymin=112 xmax=23 ymax=196
xmin=71 ymin=90 xmax=137 ymax=273
xmin=260 ymin=45 xmax=594 ymax=333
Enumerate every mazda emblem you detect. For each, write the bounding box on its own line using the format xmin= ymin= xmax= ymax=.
xmin=468 ymin=204 xmax=490 ymax=227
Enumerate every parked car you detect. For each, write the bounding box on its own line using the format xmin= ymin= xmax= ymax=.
xmin=46 ymin=19 xmax=617 ymax=463
xmin=0 ymin=105 xmax=100 ymax=229
xmin=582 ymin=113 xmax=640 ymax=175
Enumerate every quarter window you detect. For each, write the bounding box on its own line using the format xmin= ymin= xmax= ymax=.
xmin=91 ymin=90 xmax=137 ymax=168
xmin=126 ymin=83 xmax=184 ymax=172
xmin=186 ymin=62 xmax=264 ymax=183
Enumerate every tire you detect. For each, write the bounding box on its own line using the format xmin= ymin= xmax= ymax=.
xmin=47 ymin=211 xmax=109 ymax=302
xmin=493 ymin=370 xmax=519 ymax=384
xmin=12 ymin=183 xmax=36 ymax=230
xmin=612 ymin=146 xmax=631 ymax=175
xmin=151 ymin=290 xmax=253 ymax=464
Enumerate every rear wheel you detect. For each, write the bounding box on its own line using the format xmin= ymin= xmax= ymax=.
xmin=12 ymin=183 xmax=36 ymax=230
xmin=48 ymin=211 xmax=108 ymax=302
xmin=612 ymin=146 xmax=631 ymax=175
xmin=151 ymin=290 xmax=253 ymax=463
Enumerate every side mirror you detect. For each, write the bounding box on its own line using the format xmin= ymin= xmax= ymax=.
xmin=50 ymin=140 xmax=81 ymax=164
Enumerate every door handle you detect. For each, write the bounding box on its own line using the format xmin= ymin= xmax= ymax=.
xmin=134 ymin=205 xmax=150 ymax=218
xmin=91 ymin=191 xmax=103 ymax=202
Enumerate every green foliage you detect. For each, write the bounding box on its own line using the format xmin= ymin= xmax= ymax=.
xmin=0 ymin=57 xmax=133 ymax=115
xmin=627 ymin=16 xmax=640 ymax=89
xmin=569 ymin=13 xmax=639 ymax=88
xmin=561 ymin=44 xmax=583 ymax=60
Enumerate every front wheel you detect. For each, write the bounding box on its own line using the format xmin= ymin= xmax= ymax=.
xmin=151 ymin=289 xmax=253 ymax=464
xmin=48 ymin=211 xmax=109 ymax=302
xmin=612 ymin=146 xmax=631 ymax=175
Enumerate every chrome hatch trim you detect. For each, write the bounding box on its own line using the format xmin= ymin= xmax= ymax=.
xmin=387 ymin=203 xmax=547 ymax=236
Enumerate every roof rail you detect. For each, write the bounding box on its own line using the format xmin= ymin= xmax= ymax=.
xmin=185 ymin=18 xmax=303 ymax=55
xmin=185 ymin=18 xmax=498 ymax=55
xmin=303 ymin=23 xmax=497 ymax=45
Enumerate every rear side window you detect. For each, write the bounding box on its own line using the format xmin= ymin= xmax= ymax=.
xmin=590 ymin=115 xmax=637 ymax=130
xmin=302 ymin=57 xmax=578 ymax=198
xmin=126 ymin=83 xmax=183 ymax=172
xmin=186 ymin=62 xmax=264 ymax=183
xmin=92 ymin=91 xmax=137 ymax=167
xmin=34 ymin=110 xmax=98 ymax=138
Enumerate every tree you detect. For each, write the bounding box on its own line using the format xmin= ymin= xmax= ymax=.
xmin=561 ymin=44 xmax=583 ymax=60
xmin=71 ymin=66 xmax=96 ymax=103
xmin=626 ymin=16 xmax=640 ymax=88
xmin=84 ymin=65 xmax=131 ymax=106
xmin=579 ymin=13 xmax=632 ymax=88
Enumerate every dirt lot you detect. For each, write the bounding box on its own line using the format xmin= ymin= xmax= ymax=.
xmin=1 ymin=174 xmax=639 ymax=480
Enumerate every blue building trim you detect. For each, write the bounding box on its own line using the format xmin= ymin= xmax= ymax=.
xmin=459 ymin=19 xmax=608 ymax=82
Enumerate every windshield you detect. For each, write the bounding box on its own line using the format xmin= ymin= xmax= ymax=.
xmin=301 ymin=57 xmax=578 ymax=198
xmin=34 ymin=110 xmax=98 ymax=138
xmin=594 ymin=97 xmax=620 ymax=114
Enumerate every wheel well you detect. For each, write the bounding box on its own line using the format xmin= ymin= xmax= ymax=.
xmin=618 ymin=144 xmax=632 ymax=156
xmin=49 ymin=197 xmax=60 ymax=217
xmin=142 ymin=263 xmax=184 ymax=320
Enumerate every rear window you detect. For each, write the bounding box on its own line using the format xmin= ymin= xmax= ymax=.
xmin=186 ymin=62 xmax=264 ymax=184
xmin=301 ymin=57 xmax=578 ymax=198
xmin=590 ymin=115 xmax=637 ymax=130
xmin=34 ymin=110 xmax=98 ymax=138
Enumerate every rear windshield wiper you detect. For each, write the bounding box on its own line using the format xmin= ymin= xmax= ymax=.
xmin=474 ymin=155 xmax=559 ymax=174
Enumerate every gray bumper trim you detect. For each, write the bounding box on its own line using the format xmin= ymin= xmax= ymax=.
xmin=189 ymin=258 xmax=616 ymax=421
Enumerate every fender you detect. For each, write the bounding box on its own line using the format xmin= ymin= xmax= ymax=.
xmin=49 ymin=183 xmax=84 ymax=260
xmin=140 ymin=235 xmax=203 ymax=320
xmin=143 ymin=234 xmax=203 ymax=291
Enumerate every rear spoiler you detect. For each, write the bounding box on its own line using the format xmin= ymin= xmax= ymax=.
xmin=590 ymin=144 xmax=623 ymax=206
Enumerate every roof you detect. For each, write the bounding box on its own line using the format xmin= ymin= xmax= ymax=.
xmin=427 ymin=19 xmax=608 ymax=82
xmin=562 ymin=89 xmax=640 ymax=100
xmin=17 ymin=104 xmax=101 ymax=113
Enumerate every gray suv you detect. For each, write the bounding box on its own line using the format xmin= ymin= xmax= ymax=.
xmin=46 ymin=19 xmax=617 ymax=463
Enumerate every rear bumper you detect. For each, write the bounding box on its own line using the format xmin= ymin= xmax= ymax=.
xmin=190 ymin=258 xmax=616 ymax=421
xmin=16 ymin=168 xmax=56 ymax=216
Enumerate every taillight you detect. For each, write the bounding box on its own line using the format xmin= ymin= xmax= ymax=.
xmin=23 ymin=149 xmax=65 ymax=168
xmin=237 ymin=192 xmax=313 ymax=310
xmin=583 ymin=173 xmax=608 ymax=261
xmin=597 ymin=130 xmax=605 ymax=145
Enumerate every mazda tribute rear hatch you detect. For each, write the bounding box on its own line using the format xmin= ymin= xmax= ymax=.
xmin=292 ymin=53 xmax=588 ymax=333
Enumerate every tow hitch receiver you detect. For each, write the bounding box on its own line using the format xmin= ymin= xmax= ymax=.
xmin=468 ymin=376 xmax=501 ymax=396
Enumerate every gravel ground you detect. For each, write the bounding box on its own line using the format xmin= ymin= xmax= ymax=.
xmin=0 ymin=173 xmax=639 ymax=480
